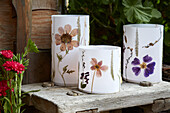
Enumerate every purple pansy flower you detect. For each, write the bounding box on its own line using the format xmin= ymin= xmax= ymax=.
xmin=131 ymin=55 xmax=156 ymax=77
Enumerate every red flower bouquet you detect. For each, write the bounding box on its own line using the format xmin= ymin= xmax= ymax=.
xmin=0 ymin=39 xmax=39 ymax=113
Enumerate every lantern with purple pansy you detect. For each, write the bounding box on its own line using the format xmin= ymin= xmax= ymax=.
xmin=123 ymin=24 xmax=163 ymax=83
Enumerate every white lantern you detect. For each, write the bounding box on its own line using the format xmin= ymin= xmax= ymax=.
xmin=51 ymin=15 xmax=89 ymax=86
xmin=78 ymin=46 xmax=122 ymax=94
xmin=123 ymin=24 xmax=163 ymax=83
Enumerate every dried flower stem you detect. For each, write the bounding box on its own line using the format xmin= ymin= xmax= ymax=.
xmin=125 ymin=47 xmax=133 ymax=81
xmin=142 ymin=28 xmax=162 ymax=48
xmin=135 ymin=28 xmax=139 ymax=56
xmin=57 ymin=60 xmax=66 ymax=86
xmin=91 ymin=71 xmax=96 ymax=93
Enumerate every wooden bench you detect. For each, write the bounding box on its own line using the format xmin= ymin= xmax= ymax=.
xmin=22 ymin=81 xmax=170 ymax=113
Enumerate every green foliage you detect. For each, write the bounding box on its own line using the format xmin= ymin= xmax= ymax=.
xmin=0 ymin=39 xmax=39 ymax=113
xmin=27 ymin=39 xmax=39 ymax=53
xmin=123 ymin=0 xmax=161 ymax=23
xmin=69 ymin=0 xmax=170 ymax=64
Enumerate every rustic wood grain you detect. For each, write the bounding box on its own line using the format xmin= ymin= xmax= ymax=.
xmin=15 ymin=0 xmax=32 ymax=53
xmin=164 ymin=98 xmax=170 ymax=111
xmin=32 ymin=0 xmax=58 ymax=10
xmin=13 ymin=0 xmax=32 ymax=84
xmin=31 ymin=10 xmax=59 ymax=49
xmin=11 ymin=0 xmax=60 ymax=84
xmin=152 ymin=98 xmax=170 ymax=112
xmin=26 ymin=50 xmax=51 ymax=83
xmin=0 ymin=0 xmax=17 ymax=50
xmin=22 ymin=81 xmax=170 ymax=113
xmin=11 ymin=0 xmax=16 ymax=10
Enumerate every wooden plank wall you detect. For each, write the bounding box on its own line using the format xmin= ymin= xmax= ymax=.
xmin=31 ymin=10 xmax=58 ymax=49
xmin=27 ymin=0 xmax=59 ymax=84
xmin=0 ymin=0 xmax=60 ymax=84
xmin=0 ymin=0 xmax=17 ymax=51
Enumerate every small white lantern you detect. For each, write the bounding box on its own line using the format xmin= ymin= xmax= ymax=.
xmin=123 ymin=24 xmax=164 ymax=83
xmin=78 ymin=46 xmax=121 ymax=94
xmin=51 ymin=15 xmax=89 ymax=86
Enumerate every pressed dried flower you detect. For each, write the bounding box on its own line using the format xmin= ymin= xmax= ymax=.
xmin=55 ymin=24 xmax=79 ymax=51
xmin=90 ymin=58 xmax=108 ymax=77
xmin=131 ymin=55 xmax=156 ymax=77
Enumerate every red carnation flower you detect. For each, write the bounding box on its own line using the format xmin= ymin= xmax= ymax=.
xmin=0 ymin=80 xmax=10 ymax=97
xmin=2 ymin=60 xmax=25 ymax=74
xmin=0 ymin=50 xmax=13 ymax=59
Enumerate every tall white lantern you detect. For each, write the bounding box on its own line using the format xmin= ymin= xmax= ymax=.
xmin=51 ymin=15 xmax=89 ymax=86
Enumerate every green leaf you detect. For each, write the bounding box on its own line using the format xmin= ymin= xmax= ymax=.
xmin=66 ymin=70 xmax=75 ymax=74
xmin=102 ymin=0 xmax=110 ymax=5
xmin=3 ymin=101 xmax=7 ymax=113
xmin=151 ymin=8 xmax=161 ymax=19
xmin=21 ymin=109 xmax=26 ymax=113
xmin=56 ymin=54 xmax=63 ymax=62
xmin=22 ymin=89 xmax=40 ymax=95
xmin=3 ymin=97 xmax=12 ymax=106
xmin=27 ymin=39 xmax=39 ymax=53
xmin=16 ymin=103 xmax=25 ymax=109
xmin=164 ymin=31 xmax=170 ymax=46
xmin=122 ymin=0 xmax=152 ymax=23
xmin=101 ymin=35 xmax=108 ymax=40
xmin=157 ymin=0 xmax=160 ymax=4
xmin=143 ymin=0 xmax=153 ymax=7
xmin=23 ymin=59 xmax=29 ymax=67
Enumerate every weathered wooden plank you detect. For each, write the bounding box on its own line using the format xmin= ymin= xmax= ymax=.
xmin=26 ymin=50 xmax=51 ymax=83
xmin=15 ymin=0 xmax=32 ymax=53
xmin=0 ymin=39 xmax=15 ymax=50
xmin=22 ymin=81 xmax=170 ymax=113
xmin=11 ymin=0 xmax=59 ymax=84
xmin=76 ymin=109 xmax=98 ymax=113
xmin=13 ymin=0 xmax=32 ymax=84
xmin=12 ymin=0 xmax=17 ymax=10
xmin=32 ymin=0 xmax=58 ymax=10
xmin=0 ymin=0 xmax=17 ymax=50
xmin=165 ymin=98 xmax=170 ymax=111
xmin=31 ymin=10 xmax=59 ymax=49
xmin=23 ymin=106 xmax=45 ymax=113
xmin=152 ymin=98 xmax=170 ymax=112
xmin=31 ymin=38 xmax=51 ymax=49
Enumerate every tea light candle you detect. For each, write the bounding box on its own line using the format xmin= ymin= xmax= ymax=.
xmin=78 ymin=45 xmax=121 ymax=94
